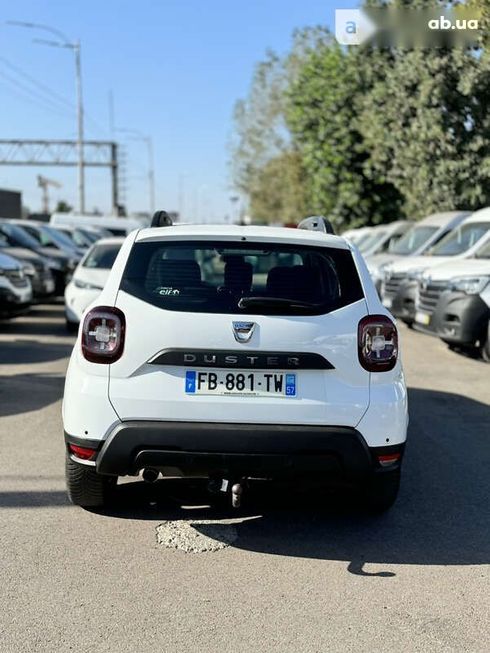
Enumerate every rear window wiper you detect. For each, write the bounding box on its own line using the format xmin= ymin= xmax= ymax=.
xmin=238 ymin=296 xmax=322 ymax=310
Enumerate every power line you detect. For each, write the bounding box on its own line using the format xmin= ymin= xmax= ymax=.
xmin=0 ymin=72 xmax=74 ymax=120
xmin=0 ymin=55 xmax=107 ymax=138
xmin=0 ymin=55 xmax=75 ymax=112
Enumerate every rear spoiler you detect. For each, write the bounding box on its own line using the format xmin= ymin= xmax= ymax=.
xmin=297 ymin=216 xmax=335 ymax=235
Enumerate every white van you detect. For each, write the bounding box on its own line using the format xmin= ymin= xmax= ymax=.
xmin=357 ymin=221 xmax=412 ymax=258
xmin=415 ymin=236 xmax=490 ymax=337
xmin=50 ymin=213 xmax=140 ymax=237
xmin=366 ymin=211 xmax=470 ymax=288
xmin=380 ymin=208 xmax=490 ymax=323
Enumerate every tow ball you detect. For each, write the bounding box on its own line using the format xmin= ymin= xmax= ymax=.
xmin=207 ymin=477 xmax=246 ymax=508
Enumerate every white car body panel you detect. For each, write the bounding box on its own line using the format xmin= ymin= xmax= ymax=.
xmin=108 ymin=293 xmax=371 ymax=427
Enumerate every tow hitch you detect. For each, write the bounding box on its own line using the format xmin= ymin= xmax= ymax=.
xmin=207 ymin=477 xmax=247 ymax=508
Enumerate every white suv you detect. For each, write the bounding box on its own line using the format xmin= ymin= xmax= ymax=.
xmin=62 ymin=218 xmax=408 ymax=512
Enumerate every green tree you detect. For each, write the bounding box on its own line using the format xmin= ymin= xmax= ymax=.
xmin=248 ymin=151 xmax=307 ymax=223
xmin=229 ymin=28 xmax=329 ymax=222
xmin=359 ymin=44 xmax=490 ymax=218
xmin=286 ymin=40 xmax=403 ymax=229
xmin=55 ymin=200 xmax=73 ymax=213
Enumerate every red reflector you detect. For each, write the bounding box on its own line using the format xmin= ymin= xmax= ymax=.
xmin=377 ymin=453 xmax=401 ymax=466
xmin=69 ymin=444 xmax=96 ymax=460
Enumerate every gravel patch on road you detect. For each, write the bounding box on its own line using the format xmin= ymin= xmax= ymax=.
xmin=156 ymin=518 xmax=239 ymax=553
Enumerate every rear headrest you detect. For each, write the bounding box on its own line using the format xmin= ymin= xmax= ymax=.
xmin=267 ymin=265 xmax=320 ymax=300
xmin=146 ymin=258 xmax=201 ymax=291
xmin=224 ymin=259 xmax=253 ymax=293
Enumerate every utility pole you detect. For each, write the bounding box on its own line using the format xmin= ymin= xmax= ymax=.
xmin=8 ymin=21 xmax=86 ymax=213
xmin=117 ymin=128 xmax=155 ymax=214
xmin=74 ymin=40 xmax=85 ymax=213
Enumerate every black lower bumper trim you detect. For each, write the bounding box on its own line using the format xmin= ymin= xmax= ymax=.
xmin=65 ymin=422 xmax=403 ymax=479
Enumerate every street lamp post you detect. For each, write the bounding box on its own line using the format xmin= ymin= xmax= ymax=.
xmin=8 ymin=21 xmax=86 ymax=213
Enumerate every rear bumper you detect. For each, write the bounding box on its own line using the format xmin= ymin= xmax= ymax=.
xmin=431 ymin=292 xmax=489 ymax=346
xmin=65 ymin=421 xmax=404 ymax=480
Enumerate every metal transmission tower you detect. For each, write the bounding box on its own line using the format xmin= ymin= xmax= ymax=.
xmin=0 ymin=139 xmax=119 ymax=213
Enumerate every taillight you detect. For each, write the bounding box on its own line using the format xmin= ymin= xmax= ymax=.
xmin=81 ymin=306 xmax=125 ymax=363
xmin=358 ymin=315 xmax=398 ymax=372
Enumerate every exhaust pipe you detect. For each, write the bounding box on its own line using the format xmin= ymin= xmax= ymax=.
xmin=142 ymin=468 xmax=159 ymax=483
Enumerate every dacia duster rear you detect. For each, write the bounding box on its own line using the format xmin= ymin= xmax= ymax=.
xmin=63 ymin=222 xmax=408 ymax=512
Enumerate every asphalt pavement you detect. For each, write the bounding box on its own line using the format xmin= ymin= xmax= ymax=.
xmin=0 ymin=305 xmax=489 ymax=653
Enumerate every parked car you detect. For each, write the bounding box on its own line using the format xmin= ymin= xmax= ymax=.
xmin=341 ymin=226 xmax=374 ymax=247
xmin=0 ymin=222 xmax=56 ymax=298
xmin=50 ymin=212 xmax=141 ymax=237
xmin=414 ymin=238 xmax=490 ymax=361
xmin=0 ymin=251 xmax=33 ymax=317
xmin=12 ymin=221 xmax=85 ymax=259
xmin=366 ymin=211 xmax=470 ymax=291
xmin=7 ymin=220 xmax=80 ymax=294
xmin=63 ymin=218 xmax=408 ymax=512
xmin=79 ymin=226 xmax=113 ymax=242
xmin=358 ymin=221 xmax=412 ymax=258
xmin=55 ymin=225 xmax=94 ymax=250
xmin=381 ymin=208 xmax=490 ymax=325
xmin=64 ymin=237 xmax=124 ymax=331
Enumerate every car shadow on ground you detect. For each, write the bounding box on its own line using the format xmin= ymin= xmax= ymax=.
xmin=0 ymin=319 xmax=72 ymax=339
xmin=0 ymin=340 xmax=73 ymax=365
xmin=100 ymin=387 xmax=490 ymax=570
xmin=0 ymin=372 xmax=66 ymax=417
xmin=2 ymin=387 xmax=489 ymax=572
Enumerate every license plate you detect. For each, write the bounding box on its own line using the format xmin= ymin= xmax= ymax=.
xmin=185 ymin=370 xmax=296 ymax=397
xmin=415 ymin=311 xmax=431 ymax=326
xmin=382 ymin=297 xmax=393 ymax=309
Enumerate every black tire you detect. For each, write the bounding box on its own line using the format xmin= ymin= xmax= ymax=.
xmin=65 ymin=318 xmax=79 ymax=333
xmin=362 ymin=469 xmax=400 ymax=513
xmin=65 ymin=454 xmax=115 ymax=508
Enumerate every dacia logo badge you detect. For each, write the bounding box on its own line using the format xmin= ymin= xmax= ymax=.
xmin=232 ymin=321 xmax=256 ymax=343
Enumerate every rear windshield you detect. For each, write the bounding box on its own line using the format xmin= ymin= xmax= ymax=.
xmin=120 ymin=240 xmax=364 ymax=315
xmin=83 ymin=243 xmax=121 ymax=269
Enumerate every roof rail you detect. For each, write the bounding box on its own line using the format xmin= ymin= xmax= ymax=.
xmin=297 ymin=215 xmax=335 ymax=235
xmin=151 ymin=210 xmax=173 ymax=228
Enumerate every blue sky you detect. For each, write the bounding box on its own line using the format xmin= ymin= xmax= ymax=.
xmin=0 ymin=1 xmax=355 ymax=220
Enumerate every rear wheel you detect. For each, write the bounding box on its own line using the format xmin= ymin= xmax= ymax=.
xmin=362 ymin=469 xmax=400 ymax=513
xmin=65 ymin=454 xmax=115 ymax=508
